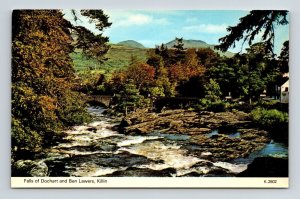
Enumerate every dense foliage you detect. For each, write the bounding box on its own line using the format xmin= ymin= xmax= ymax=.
xmin=86 ymin=35 xmax=288 ymax=113
xmin=251 ymin=108 xmax=288 ymax=139
xmin=12 ymin=10 xmax=111 ymax=154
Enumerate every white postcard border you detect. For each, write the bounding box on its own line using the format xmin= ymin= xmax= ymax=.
xmin=11 ymin=177 xmax=289 ymax=188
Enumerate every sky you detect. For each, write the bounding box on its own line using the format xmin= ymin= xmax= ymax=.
xmin=63 ymin=10 xmax=289 ymax=55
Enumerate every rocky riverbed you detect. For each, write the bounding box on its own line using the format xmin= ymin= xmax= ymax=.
xmin=120 ymin=109 xmax=271 ymax=162
xmin=12 ymin=107 xmax=288 ymax=177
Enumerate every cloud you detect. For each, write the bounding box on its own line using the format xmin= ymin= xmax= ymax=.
xmin=118 ymin=14 xmax=153 ymax=26
xmin=183 ymin=24 xmax=228 ymax=34
xmin=111 ymin=13 xmax=170 ymax=27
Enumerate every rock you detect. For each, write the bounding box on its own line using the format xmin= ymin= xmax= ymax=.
xmin=121 ymin=109 xmax=271 ymax=162
xmin=185 ymin=128 xmax=211 ymax=135
xmin=237 ymin=157 xmax=288 ymax=177
xmin=120 ymin=118 xmax=132 ymax=128
xmin=12 ymin=160 xmax=48 ymax=177
xmin=104 ymin=167 xmax=177 ymax=177
xmin=205 ymin=167 xmax=235 ymax=177
xmin=93 ymin=142 xmax=117 ymax=152
xmin=180 ymin=171 xmax=202 ymax=177
xmin=86 ymin=127 xmax=97 ymax=132
xmin=192 ymin=161 xmax=214 ymax=167
xmin=200 ymin=152 xmax=212 ymax=158
xmin=203 ymin=111 xmax=251 ymax=129
xmin=170 ymin=120 xmax=184 ymax=128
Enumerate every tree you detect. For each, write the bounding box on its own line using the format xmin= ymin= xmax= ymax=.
xmin=173 ymin=37 xmax=186 ymax=63
xmin=207 ymin=61 xmax=236 ymax=97
xmin=12 ymin=10 xmax=111 ymax=154
xmin=155 ymin=66 xmax=175 ymax=97
xmin=196 ymin=48 xmax=221 ymax=70
xmin=146 ymin=49 xmax=164 ymax=72
xmin=125 ymin=63 xmax=155 ymax=90
xmin=216 ymin=10 xmax=288 ymax=54
xmin=278 ymin=40 xmax=289 ymax=73
xmin=154 ymin=43 xmax=171 ymax=66
xmin=73 ymin=10 xmax=112 ymax=63
xmin=114 ymin=81 xmax=143 ymax=115
xmin=204 ymin=79 xmax=222 ymax=102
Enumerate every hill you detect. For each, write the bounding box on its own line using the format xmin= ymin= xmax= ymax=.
xmin=165 ymin=39 xmax=211 ymax=49
xmin=70 ymin=44 xmax=148 ymax=74
xmin=70 ymin=39 xmax=235 ymax=75
xmin=165 ymin=39 xmax=235 ymax=57
xmin=117 ymin=40 xmax=146 ymax=49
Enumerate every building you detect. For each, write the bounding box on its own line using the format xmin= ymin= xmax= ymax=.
xmin=280 ymin=80 xmax=289 ymax=103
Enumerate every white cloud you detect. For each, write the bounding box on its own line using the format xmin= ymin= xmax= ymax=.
xmin=118 ymin=14 xmax=153 ymax=26
xmin=111 ymin=13 xmax=170 ymax=27
xmin=183 ymin=24 xmax=228 ymax=34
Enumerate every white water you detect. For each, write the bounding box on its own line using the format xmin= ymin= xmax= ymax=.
xmin=213 ymin=162 xmax=248 ymax=174
xmin=44 ymin=106 xmax=258 ymax=177
xmin=117 ymin=136 xmax=162 ymax=147
xmin=118 ymin=141 xmax=202 ymax=170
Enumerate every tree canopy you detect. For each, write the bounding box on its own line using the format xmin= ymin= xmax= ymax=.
xmin=215 ymin=10 xmax=289 ymax=54
xmin=11 ymin=10 xmax=111 ymax=154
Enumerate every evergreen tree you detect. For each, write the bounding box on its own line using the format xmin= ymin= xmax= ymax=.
xmin=173 ymin=37 xmax=186 ymax=63
xmin=115 ymin=81 xmax=143 ymax=115
xmin=215 ymin=10 xmax=288 ymax=54
xmin=278 ymin=40 xmax=289 ymax=73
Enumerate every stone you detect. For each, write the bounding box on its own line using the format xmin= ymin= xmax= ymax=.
xmin=104 ymin=167 xmax=177 ymax=177
xmin=237 ymin=157 xmax=288 ymax=177
xmin=120 ymin=109 xmax=271 ymax=162
xmin=201 ymin=152 xmax=212 ymax=157
xmin=12 ymin=160 xmax=48 ymax=177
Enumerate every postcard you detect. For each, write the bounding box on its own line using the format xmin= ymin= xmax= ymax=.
xmin=11 ymin=9 xmax=289 ymax=188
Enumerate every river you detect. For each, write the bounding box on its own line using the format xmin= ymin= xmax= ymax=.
xmin=41 ymin=106 xmax=288 ymax=177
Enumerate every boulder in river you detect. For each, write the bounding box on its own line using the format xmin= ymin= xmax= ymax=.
xmin=237 ymin=157 xmax=288 ymax=177
xmin=12 ymin=160 xmax=48 ymax=177
xmin=104 ymin=167 xmax=177 ymax=177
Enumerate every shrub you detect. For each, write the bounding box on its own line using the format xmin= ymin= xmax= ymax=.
xmin=251 ymin=108 xmax=288 ymax=127
xmin=11 ymin=118 xmax=42 ymax=151
xmin=195 ymin=99 xmax=230 ymax=112
xmin=251 ymin=108 xmax=288 ymax=141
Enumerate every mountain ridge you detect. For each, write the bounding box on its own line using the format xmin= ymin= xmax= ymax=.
xmin=115 ymin=39 xmax=235 ymax=57
xmin=117 ymin=40 xmax=146 ymax=49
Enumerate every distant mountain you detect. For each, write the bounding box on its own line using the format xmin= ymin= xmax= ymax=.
xmin=165 ymin=39 xmax=211 ymax=49
xmin=165 ymin=39 xmax=235 ymax=57
xmin=72 ymin=39 xmax=235 ymax=73
xmin=117 ymin=40 xmax=146 ymax=49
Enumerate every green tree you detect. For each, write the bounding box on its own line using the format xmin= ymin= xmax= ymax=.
xmin=115 ymin=81 xmax=143 ymax=115
xmin=207 ymin=61 xmax=236 ymax=97
xmin=154 ymin=43 xmax=171 ymax=66
xmin=204 ymin=79 xmax=222 ymax=102
xmin=216 ymin=10 xmax=288 ymax=54
xmin=278 ymin=40 xmax=289 ymax=73
xmin=173 ymin=37 xmax=186 ymax=63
